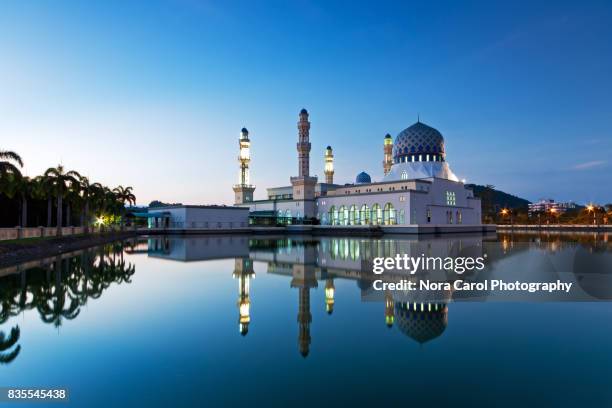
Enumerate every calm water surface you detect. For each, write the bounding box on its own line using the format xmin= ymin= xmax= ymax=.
xmin=0 ymin=232 xmax=611 ymax=407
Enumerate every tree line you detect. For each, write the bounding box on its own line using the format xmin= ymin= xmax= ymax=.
xmin=0 ymin=241 xmax=136 ymax=364
xmin=0 ymin=149 xmax=136 ymax=231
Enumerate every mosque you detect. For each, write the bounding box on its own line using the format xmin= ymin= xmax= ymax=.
xmin=233 ymin=109 xmax=482 ymax=229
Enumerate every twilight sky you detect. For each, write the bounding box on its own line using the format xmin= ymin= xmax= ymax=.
xmin=1 ymin=0 xmax=611 ymax=205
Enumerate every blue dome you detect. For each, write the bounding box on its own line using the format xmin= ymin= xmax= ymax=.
xmin=392 ymin=121 xmax=445 ymax=163
xmin=355 ymin=171 xmax=371 ymax=184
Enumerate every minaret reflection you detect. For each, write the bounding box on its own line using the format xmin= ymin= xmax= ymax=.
xmin=325 ymin=278 xmax=335 ymax=315
xmin=384 ymin=291 xmax=394 ymax=328
xmin=291 ymin=259 xmax=318 ymax=358
xmin=233 ymin=258 xmax=255 ymax=336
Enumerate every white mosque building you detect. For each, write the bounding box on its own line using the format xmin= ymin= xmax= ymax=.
xmin=233 ymin=109 xmax=484 ymax=231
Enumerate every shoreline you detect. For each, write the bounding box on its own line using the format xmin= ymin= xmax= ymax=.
xmin=496 ymin=224 xmax=611 ymax=232
xmin=0 ymin=231 xmax=140 ymax=269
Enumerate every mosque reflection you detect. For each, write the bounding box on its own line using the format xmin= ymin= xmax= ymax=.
xmin=147 ymin=232 xmax=612 ymax=356
xmin=0 ymin=232 xmax=610 ymax=364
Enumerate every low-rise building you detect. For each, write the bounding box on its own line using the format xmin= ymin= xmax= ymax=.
xmin=147 ymin=205 xmax=249 ymax=230
xmin=528 ymin=199 xmax=576 ymax=215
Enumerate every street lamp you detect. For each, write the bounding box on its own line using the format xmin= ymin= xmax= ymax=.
xmin=549 ymin=207 xmax=558 ymax=226
xmin=587 ymin=204 xmax=596 ymax=226
xmin=500 ymin=208 xmax=510 ymax=226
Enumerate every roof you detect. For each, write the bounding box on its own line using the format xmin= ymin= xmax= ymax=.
xmin=129 ymin=212 xmax=170 ymax=218
xmin=148 ymin=205 xmax=249 ymax=211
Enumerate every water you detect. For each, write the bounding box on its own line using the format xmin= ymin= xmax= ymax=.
xmin=0 ymin=232 xmax=611 ymax=407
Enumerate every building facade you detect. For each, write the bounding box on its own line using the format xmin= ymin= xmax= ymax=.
xmin=528 ymin=199 xmax=576 ymax=215
xmin=234 ymin=110 xmax=482 ymax=227
xmin=147 ymin=205 xmax=250 ymax=229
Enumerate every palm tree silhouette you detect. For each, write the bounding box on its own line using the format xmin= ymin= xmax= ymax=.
xmin=44 ymin=165 xmax=81 ymax=235
xmin=79 ymin=177 xmax=103 ymax=233
xmin=0 ymin=150 xmax=23 ymax=178
xmin=0 ymin=326 xmax=21 ymax=364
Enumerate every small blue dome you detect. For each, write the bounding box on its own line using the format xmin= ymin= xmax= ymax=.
xmin=355 ymin=171 xmax=371 ymax=184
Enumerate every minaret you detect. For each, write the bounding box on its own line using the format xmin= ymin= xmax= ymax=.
xmin=384 ymin=291 xmax=394 ymax=328
xmin=325 ymin=278 xmax=335 ymax=314
xmin=290 ymin=109 xmax=318 ymax=220
xmin=297 ymin=109 xmax=311 ymax=177
xmin=233 ymin=127 xmax=255 ymax=204
xmin=383 ymin=133 xmax=393 ymax=175
xmin=324 ymin=146 xmax=334 ymax=184
xmin=290 ymin=246 xmax=318 ymax=358
xmin=233 ymin=258 xmax=255 ymax=336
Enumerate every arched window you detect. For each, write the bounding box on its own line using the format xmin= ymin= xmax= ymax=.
xmin=338 ymin=205 xmax=346 ymax=226
xmin=349 ymin=240 xmax=360 ymax=260
xmin=360 ymin=204 xmax=370 ymax=225
xmin=383 ymin=203 xmax=396 ymax=225
xmin=349 ymin=205 xmax=358 ymax=225
xmin=343 ymin=206 xmax=349 ymax=226
xmin=399 ymin=209 xmax=405 ymax=224
xmin=329 ymin=206 xmax=337 ymax=225
xmin=400 ymin=171 xmax=408 ymax=180
xmin=321 ymin=212 xmax=328 ymax=225
xmin=371 ymin=204 xmax=382 ymax=225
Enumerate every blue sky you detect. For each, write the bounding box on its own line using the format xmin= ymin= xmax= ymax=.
xmin=1 ymin=0 xmax=611 ymax=205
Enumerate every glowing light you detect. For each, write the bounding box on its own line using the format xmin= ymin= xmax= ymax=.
xmin=501 ymin=208 xmax=509 ymax=216
xmin=95 ymin=216 xmax=105 ymax=226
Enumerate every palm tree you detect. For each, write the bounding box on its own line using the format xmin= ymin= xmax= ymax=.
xmin=79 ymin=177 xmax=103 ymax=233
xmin=16 ymin=176 xmax=34 ymax=227
xmin=44 ymin=165 xmax=81 ymax=235
xmin=113 ymin=185 xmax=136 ymax=229
xmin=0 ymin=174 xmax=33 ymax=227
xmin=33 ymin=175 xmax=56 ymax=227
xmin=64 ymin=179 xmax=82 ymax=229
xmin=0 ymin=150 xmax=23 ymax=178
xmin=0 ymin=326 xmax=21 ymax=365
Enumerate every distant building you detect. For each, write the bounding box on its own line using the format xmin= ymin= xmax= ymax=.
xmin=528 ymin=199 xmax=576 ymax=215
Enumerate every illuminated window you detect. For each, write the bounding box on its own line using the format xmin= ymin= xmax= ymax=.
xmin=446 ymin=191 xmax=456 ymax=206
xmin=400 ymin=171 xmax=408 ymax=180
xmin=427 ymin=208 xmax=431 ymax=223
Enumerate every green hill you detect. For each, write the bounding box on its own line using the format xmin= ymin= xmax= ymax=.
xmin=465 ymin=184 xmax=531 ymax=211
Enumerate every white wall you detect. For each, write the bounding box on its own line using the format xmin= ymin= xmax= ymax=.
xmin=317 ymin=178 xmax=481 ymax=225
xmin=148 ymin=207 xmax=249 ymax=229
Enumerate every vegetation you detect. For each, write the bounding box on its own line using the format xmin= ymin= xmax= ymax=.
xmin=467 ymin=184 xmax=612 ymax=225
xmin=0 ymin=150 xmax=136 ymax=230
xmin=148 ymin=200 xmax=182 ymax=208
xmin=0 ymin=241 xmax=137 ymax=364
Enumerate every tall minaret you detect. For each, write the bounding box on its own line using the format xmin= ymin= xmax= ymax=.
xmin=233 ymin=258 xmax=255 ymax=336
xmin=383 ymin=133 xmax=393 ymax=175
xmin=325 ymin=278 xmax=335 ymax=314
xmin=297 ymin=109 xmax=311 ymax=177
xmin=290 ymin=246 xmax=318 ymax=358
xmin=233 ymin=127 xmax=255 ymax=204
xmin=290 ymin=109 xmax=318 ymax=220
xmin=324 ymin=146 xmax=334 ymax=184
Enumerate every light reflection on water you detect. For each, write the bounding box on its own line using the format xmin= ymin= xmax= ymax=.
xmin=0 ymin=232 xmax=611 ymax=407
